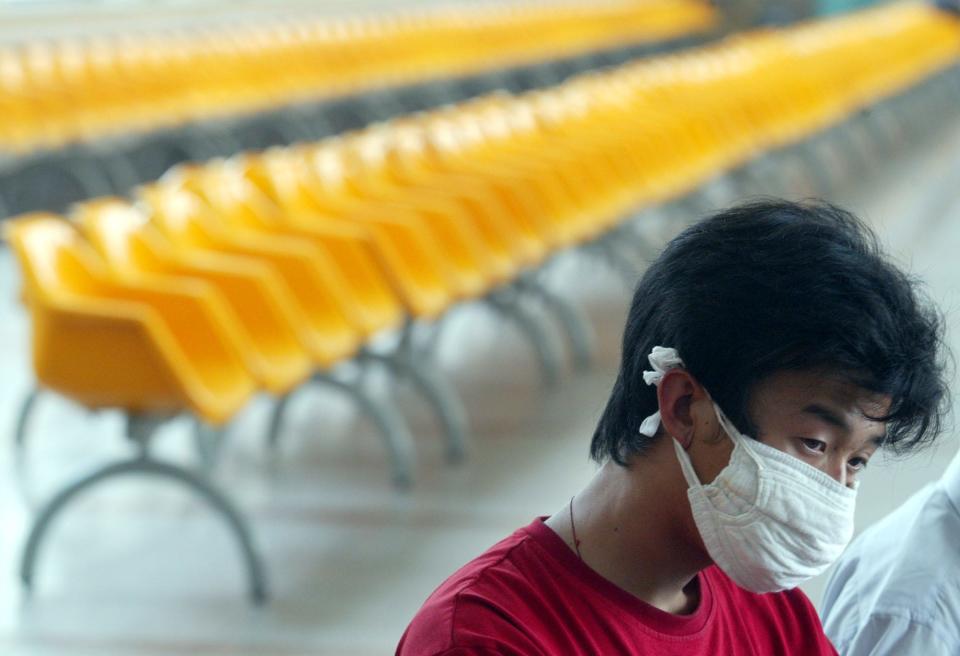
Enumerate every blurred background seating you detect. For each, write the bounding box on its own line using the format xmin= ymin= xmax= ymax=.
xmin=1 ymin=1 xmax=960 ymax=653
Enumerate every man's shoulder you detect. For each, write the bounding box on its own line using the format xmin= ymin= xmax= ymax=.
xmin=397 ymin=521 xmax=546 ymax=655
xmin=831 ymin=482 xmax=960 ymax=604
xmin=823 ymin=482 xmax=960 ymax=653
xmin=427 ymin=527 xmax=537 ymax=610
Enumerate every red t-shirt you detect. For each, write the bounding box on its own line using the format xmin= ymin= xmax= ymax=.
xmin=397 ymin=518 xmax=838 ymax=655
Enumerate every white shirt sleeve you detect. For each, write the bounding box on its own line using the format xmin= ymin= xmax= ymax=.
xmin=834 ymin=613 xmax=954 ymax=656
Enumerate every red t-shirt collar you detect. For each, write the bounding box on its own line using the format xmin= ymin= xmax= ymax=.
xmin=524 ymin=516 xmax=716 ymax=638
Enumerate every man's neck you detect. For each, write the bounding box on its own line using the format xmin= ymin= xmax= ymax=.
xmin=544 ymin=439 xmax=711 ymax=615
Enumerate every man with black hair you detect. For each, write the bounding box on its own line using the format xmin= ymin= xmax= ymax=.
xmin=397 ymin=200 xmax=950 ymax=655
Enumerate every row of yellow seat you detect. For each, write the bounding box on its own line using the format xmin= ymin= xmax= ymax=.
xmin=0 ymin=0 xmax=715 ymax=154
xmin=7 ymin=0 xmax=960 ymax=434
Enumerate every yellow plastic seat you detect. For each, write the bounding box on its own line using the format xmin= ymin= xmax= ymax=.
xmin=0 ymin=1 xmax=717 ymax=153
xmin=468 ymin=96 xmax=631 ymax=239
xmin=538 ymin=81 xmax=722 ymax=211
xmin=230 ymin=154 xmax=410 ymax=334
xmin=327 ymin=130 xmax=520 ymax=286
xmin=73 ymin=198 xmax=312 ymax=395
xmin=138 ymin=181 xmax=363 ymax=369
xmin=5 ymin=213 xmax=256 ymax=425
xmin=11 ymin=2 xmax=957 ymax=161
xmin=173 ymin=160 xmax=452 ymax=325
xmin=382 ymin=117 xmax=564 ymax=258
xmin=198 ymin=158 xmax=416 ymax=332
xmin=483 ymin=90 xmax=672 ymax=235
xmin=419 ymin=111 xmax=586 ymax=249
xmin=234 ymin=151 xmax=454 ymax=320
xmin=539 ymin=84 xmax=687 ymax=211
xmin=295 ymin=139 xmax=496 ymax=301
xmin=377 ymin=119 xmax=550 ymax=269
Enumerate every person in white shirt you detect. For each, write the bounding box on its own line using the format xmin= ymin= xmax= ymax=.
xmin=822 ymin=450 xmax=960 ymax=655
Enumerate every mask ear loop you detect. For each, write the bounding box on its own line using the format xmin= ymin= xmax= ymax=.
xmin=710 ymin=399 xmax=767 ymax=472
xmin=672 ymin=437 xmax=706 ymax=488
xmin=672 ymin=397 xmax=763 ymax=489
xmin=638 ymin=346 xmax=762 ymax=487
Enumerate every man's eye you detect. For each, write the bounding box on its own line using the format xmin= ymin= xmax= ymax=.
xmin=800 ymin=438 xmax=827 ymax=454
xmin=848 ymin=457 xmax=869 ymax=471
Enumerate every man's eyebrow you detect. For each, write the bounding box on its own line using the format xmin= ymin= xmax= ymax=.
xmin=803 ymin=404 xmax=887 ymax=446
xmin=802 ymin=404 xmax=850 ymax=432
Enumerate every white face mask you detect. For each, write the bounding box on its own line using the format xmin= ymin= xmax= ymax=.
xmin=638 ymin=346 xmax=857 ymax=594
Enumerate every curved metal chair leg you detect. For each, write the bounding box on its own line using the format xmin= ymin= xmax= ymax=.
xmin=585 ymin=239 xmax=640 ymax=288
xmin=361 ymin=350 xmax=469 ymax=464
xmin=777 ymin=149 xmax=821 ymax=197
xmin=795 ymin=140 xmax=837 ymax=198
xmin=412 ymin=315 xmax=447 ymax=362
xmin=12 ymin=387 xmax=44 ymax=508
xmin=274 ymin=114 xmax=317 ymax=144
xmin=192 ymin=419 xmax=227 ymax=473
xmin=397 ymin=354 xmax=469 ymax=464
xmin=830 ymin=123 xmax=867 ymax=186
xmin=20 ymin=458 xmax=268 ymax=605
xmin=485 ymin=292 xmax=563 ymax=389
xmin=0 ymin=186 xmax=11 ymax=220
xmin=183 ymin=127 xmax=243 ymax=161
xmin=14 ymin=387 xmax=41 ymax=465
xmin=95 ymin=149 xmax=144 ymax=194
xmin=312 ymin=373 xmax=416 ymax=489
xmin=608 ymin=221 xmax=661 ymax=263
xmin=834 ymin=121 xmax=874 ymax=180
xmin=515 ymin=278 xmax=593 ymax=372
xmin=265 ymin=391 xmax=296 ymax=453
xmin=867 ymin=102 xmax=901 ymax=149
xmin=61 ymin=154 xmax=114 ymax=198
xmin=739 ymin=155 xmax=789 ymax=196
xmin=728 ymin=165 xmax=760 ymax=198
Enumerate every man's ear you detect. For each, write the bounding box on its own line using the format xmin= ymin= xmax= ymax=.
xmin=657 ymin=369 xmax=700 ymax=449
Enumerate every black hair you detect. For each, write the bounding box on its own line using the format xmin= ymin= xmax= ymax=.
xmin=591 ymin=199 xmax=950 ymax=465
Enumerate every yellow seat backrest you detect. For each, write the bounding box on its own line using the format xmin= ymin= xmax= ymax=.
xmin=6 ymin=213 xmax=107 ymax=302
